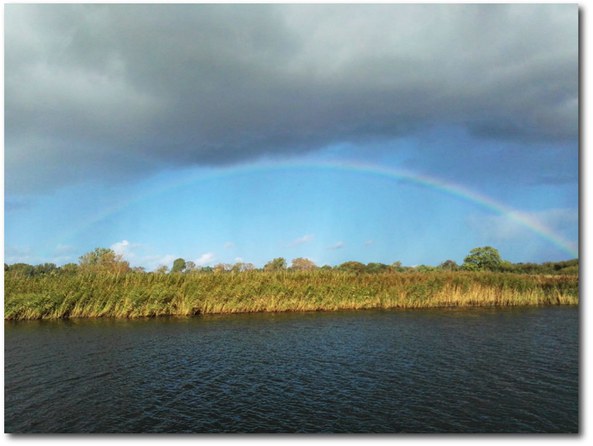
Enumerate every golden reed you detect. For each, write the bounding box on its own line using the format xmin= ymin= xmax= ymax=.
xmin=5 ymin=270 xmax=578 ymax=320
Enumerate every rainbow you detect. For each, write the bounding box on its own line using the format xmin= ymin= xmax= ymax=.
xmin=57 ymin=159 xmax=578 ymax=258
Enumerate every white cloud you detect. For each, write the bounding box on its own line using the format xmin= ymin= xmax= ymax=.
xmin=4 ymin=245 xmax=35 ymax=264
xmin=364 ymin=240 xmax=374 ymax=246
xmin=195 ymin=252 xmax=215 ymax=266
xmin=6 ymin=245 xmax=76 ymax=266
xmin=50 ymin=255 xmax=76 ymax=265
xmin=55 ymin=243 xmax=76 ymax=255
xmin=468 ymin=208 xmax=577 ymax=242
xmin=289 ymin=234 xmax=314 ymax=246
xmin=110 ymin=240 xmax=131 ymax=256
xmin=234 ymin=257 xmax=244 ymax=263
xmin=468 ymin=214 xmax=523 ymax=241
xmin=328 ymin=241 xmax=344 ymax=250
xmin=104 ymin=242 xmax=217 ymax=271
xmin=224 ymin=242 xmax=235 ymax=249
xmin=110 ymin=239 xmax=145 ymax=261
xmin=133 ymin=253 xmax=176 ymax=271
xmin=6 ymin=245 xmax=32 ymax=257
xmin=533 ymin=208 xmax=578 ymax=229
xmin=158 ymin=254 xmax=176 ymax=266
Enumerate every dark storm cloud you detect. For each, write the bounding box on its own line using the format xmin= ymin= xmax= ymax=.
xmin=5 ymin=4 xmax=578 ymax=194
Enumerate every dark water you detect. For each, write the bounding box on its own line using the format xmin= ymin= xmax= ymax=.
xmin=5 ymin=307 xmax=578 ymax=433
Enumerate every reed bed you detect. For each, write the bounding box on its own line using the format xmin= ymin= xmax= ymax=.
xmin=4 ymin=270 xmax=578 ymax=320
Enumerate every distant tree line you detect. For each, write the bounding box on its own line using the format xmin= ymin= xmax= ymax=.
xmin=4 ymin=246 xmax=578 ymax=277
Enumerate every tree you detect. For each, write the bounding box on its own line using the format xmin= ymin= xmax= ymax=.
xmin=213 ymin=263 xmax=231 ymax=273
xmin=439 ymin=260 xmax=459 ymax=271
xmin=290 ymin=257 xmax=316 ymax=271
xmin=391 ymin=261 xmax=405 ymax=272
xmin=462 ymin=246 xmax=503 ymax=271
xmin=242 ymin=262 xmax=256 ymax=271
xmin=60 ymin=263 xmax=79 ymax=274
xmin=415 ymin=264 xmax=436 ymax=272
xmin=184 ymin=261 xmax=197 ymax=272
xmin=264 ymin=257 xmax=287 ymax=271
xmin=154 ymin=265 xmax=169 ymax=274
xmin=171 ymin=258 xmax=186 ymax=273
xmin=79 ymin=248 xmax=130 ymax=273
xmin=366 ymin=262 xmax=389 ymax=273
xmin=231 ymin=262 xmax=256 ymax=273
xmin=338 ymin=261 xmax=366 ymax=273
xmin=34 ymin=263 xmax=58 ymax=275
xmin=8 ymin=263 xmax=35 ymax=276
xmin=80 ymin=248 xmax=112 ymax=266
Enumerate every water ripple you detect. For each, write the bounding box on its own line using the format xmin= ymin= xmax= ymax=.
xmin=5 ymin=307 xmax=578 ymax=433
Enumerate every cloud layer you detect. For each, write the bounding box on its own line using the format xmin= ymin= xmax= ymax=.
xmin=467 ymin=208 xmax=578 ymax=254
xmin=289 ymin=234 xmax=315 ymax=247
xmin=5 ymin=4 xmax=577 ymax=194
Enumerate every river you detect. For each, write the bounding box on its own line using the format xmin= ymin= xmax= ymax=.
xmin=4 ymin=307 xmax=579 ymax=433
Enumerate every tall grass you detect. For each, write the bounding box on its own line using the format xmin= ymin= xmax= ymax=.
xmin=4 ymin=270 xmax=578 ymax=320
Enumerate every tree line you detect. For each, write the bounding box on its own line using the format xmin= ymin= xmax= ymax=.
xmin=4 ymin=246 xmax=578 ymax=277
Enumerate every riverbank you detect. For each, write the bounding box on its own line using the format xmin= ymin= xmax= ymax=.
xmin=4 ymin=270 xmax=579 ymax=320
xmin=4 ymin=270 xmax=578 ymax=320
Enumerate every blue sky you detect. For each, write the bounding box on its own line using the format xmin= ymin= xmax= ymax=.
xmin=4 ymin=4 xmax=578 ymax=270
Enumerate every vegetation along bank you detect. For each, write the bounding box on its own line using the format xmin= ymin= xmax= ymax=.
xmin=4 ymin=246 xmax=578 ymax=320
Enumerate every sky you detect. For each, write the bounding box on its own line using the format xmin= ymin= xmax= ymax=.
xmin=3 ymin=3 xmax=579 ymax=271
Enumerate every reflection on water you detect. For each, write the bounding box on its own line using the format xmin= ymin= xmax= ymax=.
xmin=5 ymin=307 xmax=578 ymax=433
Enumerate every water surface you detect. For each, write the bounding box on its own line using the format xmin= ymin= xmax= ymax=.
xmin=5 ymin=307 xmax=579 ymax=433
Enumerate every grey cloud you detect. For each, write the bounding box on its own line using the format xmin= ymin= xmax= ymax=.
xmin=5 ymin=4 xmax=578 ymax=194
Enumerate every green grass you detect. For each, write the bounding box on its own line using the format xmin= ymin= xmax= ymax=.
xmin=4 ymin=270 xmax=579 ymax=320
